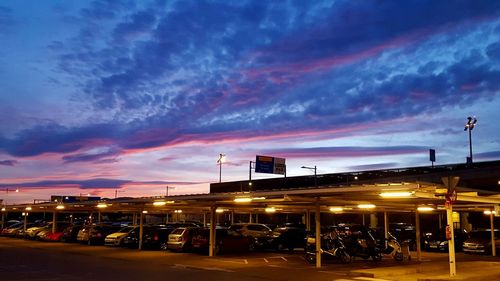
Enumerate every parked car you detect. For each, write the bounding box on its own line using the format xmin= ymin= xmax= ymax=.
xmin=423 ymin=228 xmax=468 ymax=252
xmin=228 ymin=223 xmax=273 ymax=248
xmin=269 ymin=223 xmax=307 ymax=251
xmin=24 ymin=222 xmax=50 ymax=239
xmin=38 ymin=223 xmax=71 ymax=242
xmin=166 ymin=227 xmax=202 ymax=251
xmin=123 ymin=225 xmax=177 ymax=249
xmin=463 ymin=229 xmax=500 ymax=254
xmin=77 ymin=224 xmax=122 ymax=245
xmin=0 ymin=220 xmax=20 ymax=232
xmin=61 ymin=224 xmax=83 ymax=242
xmin=1 ymin=222 xmax=24 ymax=237
xmin=105 ymin=226 xmax=138 ymax=246
xmin=191 ymin=228 xmax=254 ymax=254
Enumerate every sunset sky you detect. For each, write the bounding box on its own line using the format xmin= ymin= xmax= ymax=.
xmin=1 ymin=0 xmax=499 ymax=204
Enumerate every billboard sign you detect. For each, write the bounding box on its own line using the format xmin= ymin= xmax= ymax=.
xmin=255 ymin=155 xmax=286 ymax=175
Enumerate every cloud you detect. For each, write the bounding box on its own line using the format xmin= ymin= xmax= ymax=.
xmin=0 ymin=159 xmax=17 ymax=166
xmin=0 ymin=178 xmax=200 ymax=190
xmin=260 ymin=146 xmax=427 ymax=159
xmin=476 ymin=151 xmax=500 ymax=160
xmin=62 ymin=147 xmax=120 ymax=163
xmin=0 ymin=6 xmax=14 ymax=33
xmin=347 ymin=162 xmax=399 ymax=171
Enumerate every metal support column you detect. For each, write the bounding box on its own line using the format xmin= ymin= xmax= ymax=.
xmin=315 ymin=200 xmax=321 ymax=268
xmin=98 ymin=211 xmax=101 ymax=224
xmin=1 ymin=212 xmax=5 ymax=229
xmin=209 ymin=206 xmax=216 ymax=257
xmin=231 ymin=211 xmax=234 ymax=225
xmin=384 ymin=212 xmax=389 ymax=248
xmin=255 ymin=213 xmax=259 ymax=224
xmin=306 ymin=210 xmax=311 ymax=231
xmin=446 ymin=204 xmax=457 ymax=277
xmin=415 ymin=210 xmax=421 ymax=261
xmin=138 ymin=211 xmax=144 ymax=250
xmin=52 ymin=211 xmax=57 ymax=233
xmin=203 ymin=212 xmax=207 ymax=227
xmin=490 ymin=211 xmax=496 ymax=256
xmin=249 ymin=212 xmax=253 ymax=223
xmin=23 ymin=212 xmax=27 ymax=231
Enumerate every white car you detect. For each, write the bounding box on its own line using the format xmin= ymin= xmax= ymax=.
xmin=104 ymin=226 xmax=137 ymax=246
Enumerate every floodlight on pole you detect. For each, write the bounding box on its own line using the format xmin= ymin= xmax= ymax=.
xmin=217 ymin=153 xmax=226 ymax=183
xmin=464 ymin=116 xmax=477 ymax=164
xmin=301 ymin=165 xmax=317 ymax=187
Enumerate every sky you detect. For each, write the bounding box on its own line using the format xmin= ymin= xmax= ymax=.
xmin=0 ymin=0 xmax=499 ymax=204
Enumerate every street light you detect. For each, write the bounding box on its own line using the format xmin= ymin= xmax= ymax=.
xmin=301 ymin=165 xmax=317 ymax=187
xmin=464 ymin=116 xmax=477 ymax=164
xmin=217 ymin=153 xmax=226 ymax=183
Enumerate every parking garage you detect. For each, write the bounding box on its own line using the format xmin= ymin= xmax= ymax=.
xmin=2 ymin=160 xmax=500 ymax=278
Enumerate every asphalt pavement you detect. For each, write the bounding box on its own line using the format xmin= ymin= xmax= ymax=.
xmin=1 ymin=237 xmax=500 ymax=281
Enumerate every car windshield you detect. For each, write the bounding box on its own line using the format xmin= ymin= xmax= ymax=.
xmin=118 ymin=226 xmax=135 ymax=233
xmin=170 ymin=228 xmax=184 ymax=235
xmin=469 ymin=231 xmax=498 ymax=239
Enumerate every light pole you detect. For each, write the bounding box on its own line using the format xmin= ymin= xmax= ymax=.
xmin=464 ymin=116 xmax=477 ymax=164
xmin=301 ymin=165 xmax=317 ymax=188
xmin=217 ymin=153 xmax=226 ymax=183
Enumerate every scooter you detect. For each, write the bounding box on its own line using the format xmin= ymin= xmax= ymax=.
xmin=305 ymin=229 xmax=351 ymax=264
xmin=382 ymin=232 xmax=404 ymax=261
xmin=344 ymin=229 xmax=383 ymax=262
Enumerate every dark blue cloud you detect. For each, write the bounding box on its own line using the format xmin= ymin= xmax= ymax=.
xmin=62 ymin=148 xmax=120 ymax=163
xmin=0 ymin=6 xmax=14 ymax=33
xmin=347 ymin=163 xmax=399 ymax=171
xmin=0 ymin=178 xmax=199 ymax=190
xmin=261 ymin=146 xmax=427 ymax=159
xmin=476 ymin=151 xmax=500 ymax=160
xmin=0 ymin=159 xmax=17 ymax=166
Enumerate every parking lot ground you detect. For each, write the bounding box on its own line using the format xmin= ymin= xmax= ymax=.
xmin=1 ymin=237 xmax=500 ymax=281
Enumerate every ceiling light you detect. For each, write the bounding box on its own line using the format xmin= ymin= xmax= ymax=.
xmin=417 ymin=206 xmax=435 ymax=212
xmin=153 ymin=201 xmax=166 ymax=206
xmin=216 ymin=208 xmax=224 ymax=213
xmin=329 ymin=207 xmax=344 ymax=212
xmin=96 ymin=203 xmax=108 ymax=208
xmin=484 ymin=210 xmax=496 ymax=215
xmin=252 ymin=197 xmax=266 ymax=200
xmin=142 ymin=210 xmax=148 ymax=214
xmin=25 ymin=207 xmax=32 ymax=211
xmin=380 ymin=191 xmax=413 ymax=198
xmin=174 ymin=209 xmax=182 ymax=213
xmin=56 ymin=205 xmax=65 ymax=210
xmin=1 ymin=208 xmax=5 ymax=212
xmin=234 ymin=197 xmax=252 ymax=203
xmin=357 ymin=204 xmax=376 ymax=209
xmin=265 ymin=207 xmax=276 ymax=213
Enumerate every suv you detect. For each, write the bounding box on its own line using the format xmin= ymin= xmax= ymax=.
xmin=228 ymin=223 xmax=273 ymax=247
xmin=166 ymin=227 xmax=201 ymax=251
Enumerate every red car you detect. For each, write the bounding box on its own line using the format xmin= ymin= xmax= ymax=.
xmin=191 ymin=228 xmax=254 ymax=254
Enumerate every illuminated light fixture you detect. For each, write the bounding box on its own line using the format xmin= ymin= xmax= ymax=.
xmin=216 ymin=208 xmax=224 ymax=213
xmin=484 ymin=210 xmax=496 ymax=215
xmin=153 ymin=201 xmax=167 ymax=206
xmin=96 ymin=203 xmax=108 ymax=208
xmin=497 ymin=180 xmax=500 ymax=185
xmin=39 ymin=206 xmax=45 ymax=209
xmin=234 ymin=197 xmax=253 ymax=203
xmin=25 ymin=207 xmax=32 ymax=211
xmin=142 ymin=210 xmax=148 ymax=214
xmin=1 ymin=208 xmax=5 ymax=212
xmin=357 ymin=204 xmax=376 ymax=209
xmin=329 ymin=207 xmax=344 ymax=212
xmin=265 ymin=207 xmax=276 ymax=213
xmin=379 ymin=191 xmax=413 ymax=198
xmin=174 ymin=209 xmax=182 ymax=213
xmin=56 ymin=205 xmax=65 ymax=210
xmin=354 ymin=176 xmax=358 ymax=180
xmin=22 ymin=212 xmax=26 ymax=216
xmin=417 ymin=206 xmax=435 ymax=212
xmin=253 ymin=197 xmax=266 ymax=200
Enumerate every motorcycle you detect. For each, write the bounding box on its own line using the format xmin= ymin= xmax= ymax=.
xmin=343 ymin=228 xmax=383 ymax=262
xmin=304 ymin=228 xmax=351 ymax=264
